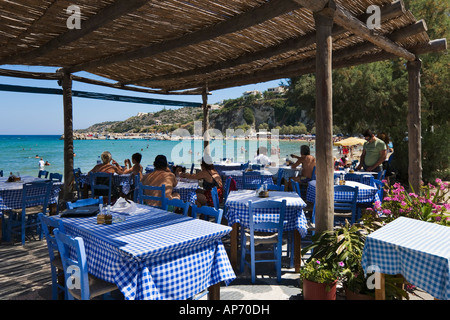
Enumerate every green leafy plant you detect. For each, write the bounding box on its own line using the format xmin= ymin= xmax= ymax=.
xmin=371 ymin=179 xmax=450 ymax=226
xmin=300 ymin=259 xmax=344 ymax=290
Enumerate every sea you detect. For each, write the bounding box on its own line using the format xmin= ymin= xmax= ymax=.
xmin=0 ymin=135 xmax=321 ymax=181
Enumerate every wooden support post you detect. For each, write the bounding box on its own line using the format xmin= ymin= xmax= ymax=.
xmin=375 ymin=273 xmax=386 ymax=300
xmin=62 ymin=71 xmax=74 ymax=201
xmin=407 ymin=59 xmax=422 ymax=193
xmin=202 ymin=86 xmax=210 ymax=157
xmin=314 ymin=5 xmax=335 ymax=233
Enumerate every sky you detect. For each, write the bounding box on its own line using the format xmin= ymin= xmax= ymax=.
xmin=0 ymin=65 xmax=287 ymax=135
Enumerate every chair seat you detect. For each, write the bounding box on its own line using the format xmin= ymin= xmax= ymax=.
xmin=68 ymin=275 xmax=118 ymax=300
xmin=244 ymin=230 xmax=280 ymax=245
xmin=9 ymin=205 xmax=45 ymax=215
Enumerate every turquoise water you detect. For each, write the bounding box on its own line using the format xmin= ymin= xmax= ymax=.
xmin=0 ymin=135 xmax=315 ymax=180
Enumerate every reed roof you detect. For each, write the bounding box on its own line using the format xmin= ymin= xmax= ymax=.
xmin=0 ymin=0 xmax=445 ymax=94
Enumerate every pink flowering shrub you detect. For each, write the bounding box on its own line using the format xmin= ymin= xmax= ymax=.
xmin=368 ymin=179 xmax=450 ymax=226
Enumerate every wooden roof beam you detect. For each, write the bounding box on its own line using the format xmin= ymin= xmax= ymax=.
xmin=333 ymin=3 xmax=416 ymax=61
xmin=191 ymin=38 xmax=447 ymax=91
xmin=0 ymin=0 xmax=150 ymax=65
xmin=123 ymin=0 xmax=405 ymax=86
xmin=64 ymin=0 xmax=304 ymax=74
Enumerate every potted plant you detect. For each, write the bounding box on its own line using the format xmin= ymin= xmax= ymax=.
xmin=300 ymin=258 xmax=344 ymax=300
xmin=301 ymin=220 xmax=373 ymax=300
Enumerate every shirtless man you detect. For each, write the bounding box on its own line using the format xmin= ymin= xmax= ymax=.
xmin=290 ymin=145 xmax=316 ymax=181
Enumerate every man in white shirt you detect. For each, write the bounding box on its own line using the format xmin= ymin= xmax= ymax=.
xmin=253 ymin=147 xmax=271 ymax=166
xmin=39 ymin=158 xmax=45 ymax=171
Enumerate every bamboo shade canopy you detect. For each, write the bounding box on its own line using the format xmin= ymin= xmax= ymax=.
xmin=0 ymin=0 xmax=446 ymax=93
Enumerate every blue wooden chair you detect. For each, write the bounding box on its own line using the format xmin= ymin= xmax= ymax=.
xmin=89 ymin=172 xmax=112 ymax=205
xmin=73 ymin=168 xmax=83 ymax=199
xmin=241 ymin=161 xmax=250 ymax=171
xmin=276 ymin=168 xmax=284 ymax=187
xmin=260 ymin=183 xmax=285 ymax=191
xmin=191 ymin=204 xmax=223 ymax=224
xmin=211 ymin=186 xmax=220 ymax=210
xmin=242 ymin=171 xmax=264 ymax=190
xmin=5 ymin=181 xmax=53 ymax=245
xmin=38 ymin=170 xmax=49 ymax=179
xmin=251 ymin=164 xmax=262 ymax=170
xmin=190 ymin=163 xmax=195 ymax=174
xmin=137 ymin=183 xmax=166 ymax=209
xmin=311 ymin=166 xmax=316 ymax=180
xmin=377 ymin=170 xmax=386 ymax=181
xmin=291 ymin=180 xmax=301 ymax=197
xmin=240 ymin=199 xmax=287 ymax=283
xmin=66 ymin=196 xmax=103 ymax=210
xmin=223 ymin=177 xmax=232 ymax=204
xmin=53 ymin=229 xmax=118 ymax=300
xmin=162 ymin=198 xmax=190 ymax=216
xmin=49 ymin=172 xmax=63 ymax=182
xmin=38 ymin=213 xmax=65 ymax=300
xmin=333 ymin=185 xmax=359 ymax=225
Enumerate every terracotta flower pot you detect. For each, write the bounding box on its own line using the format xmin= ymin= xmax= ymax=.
xmin=302 ymin=278 xmax=337 ymax=300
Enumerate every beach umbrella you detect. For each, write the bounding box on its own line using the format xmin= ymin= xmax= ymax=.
xmin=334 ymin=137 xmax=366 ymax=146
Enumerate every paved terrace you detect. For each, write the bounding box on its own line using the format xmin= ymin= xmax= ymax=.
xmin=0 ymin=237 xmax=433 ymax=301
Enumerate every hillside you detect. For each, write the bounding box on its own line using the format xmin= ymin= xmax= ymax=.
xmin=75 ymin=92 xmax=314 ymax=136
xmin=76 ymin=107 xmax=203 ymax=134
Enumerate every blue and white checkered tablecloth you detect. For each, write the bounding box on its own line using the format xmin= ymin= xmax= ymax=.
xmin=174 ymin=181 xmax=199 ymax=202
xmin=225 ymin=190 xmax=308 ymax=237
xmin=79 ymin=173 xmax=134 ymax=195
xmin=306 ymin=180 xmax=379 ymax=204
xmin=361 ymin=217 xmax=450 ymax=300
xmin=0 ymin=176 xmax=62 ymax=211
xmin=221 ymin=170 xmax=274 ymax=189
xmin=52 ymin=204 xmax=235 ymax=300
xmin=214 ymin=163 xmax=243 ymax=174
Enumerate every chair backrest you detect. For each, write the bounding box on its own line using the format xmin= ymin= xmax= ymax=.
xmin=373 ymin=179 xmax=385 ymax=204
xmin=137 ymin=183 xmax=166 ymax=208
xmin=251 ymin=164 xmax=262 ymax=170
xmin=162 ymin=198 xmax=190 ymax=216
xmin=211 ymin=186 xmax=220 ymax=210
xmin=38 ymin=170 xmax=49 ymax=179
xmin=223 ymin=177 xmax=232 ymax=203
xmin=241 ymin=161 xmax=250 ymax=171
xmin=191 ymin=204 xmax=223 ymax=224
xmin=190 ymin=163 xmax=195 ymax=174
xmin=38 ymin=213 xmax=65 ymax=263
xmin=276 ymin=168 xmax=284 ymax=187
xmin=54 ymin=229 xmax=91 ymax=300
xmin=291 ymin=180 xmax=301 ymax=197
xmin=89 ymin=172 xmax=112 ymax=205
xmin=49 ymin=172 xmax=63 ymax=182
xmin=248 ymin=199 xmax=286 ymax=235
xmin=260 ymin=183 xmax=285 ymax=191
xmin=377 ymin=170 xmax=386 ymax=180
xmin=22 ymin=181 xmax=53 ymax=213
xmin=311 ymin=166 xmax=316 ymax=180
xmin=334 ymin=185 xmax=358 ymax=223
xmin=66 ymin=196 xmax=103 ymax=210
xmin=242 ymin=171 xmax=264 ymax=190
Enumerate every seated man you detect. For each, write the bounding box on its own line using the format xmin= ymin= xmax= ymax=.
xmin=290 ymin=145 xmax=316 ymax=182
xmin=140 ymin=155 xmax=180 ymax=207
xmin=253 ymin=146 xmax=271 ymax=166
